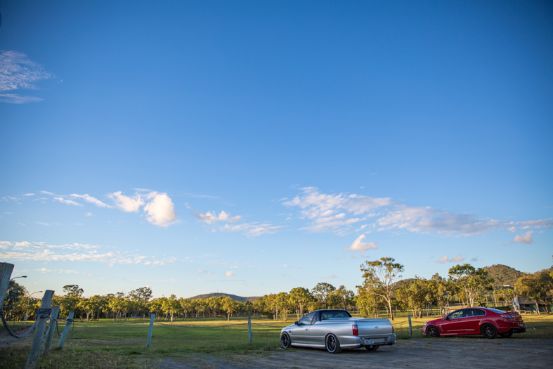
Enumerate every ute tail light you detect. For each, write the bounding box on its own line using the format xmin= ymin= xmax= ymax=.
xmin=352 ymin=324 xmax=359 ymax=336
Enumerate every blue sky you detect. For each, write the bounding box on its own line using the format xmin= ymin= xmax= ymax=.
xmin=1 ymin=0 xmax=552 ymax=297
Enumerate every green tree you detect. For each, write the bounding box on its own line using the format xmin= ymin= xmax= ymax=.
xmin=311 ymin=282 xmax=336 ymax=309
xmin=515 ymin=271 xmax=553 ymax=314
xmin=448 ymin=264 xmax=493 ymax=306
xmin=360 ymin=257 xmax=404 ymax=320
xmin=288 ymin=287 xmax=314 ymax=318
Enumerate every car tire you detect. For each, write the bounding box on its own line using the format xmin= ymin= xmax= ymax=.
xmin=280 ymin=333 xmax=292 ymax=349
xmin=426 ymin=326 xmax=440 ymax=337
xmin=481 ymin=324 xmax=497 ymax=339
xmin=325 ymin=333 xmax=342 ymax=354
xmin=365 ymin=345 xmax=379 ymax=352
xmin=499 ymin=330 xmax=513 ymax=338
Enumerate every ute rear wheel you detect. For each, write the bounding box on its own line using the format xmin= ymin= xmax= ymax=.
xmin=427 ymin=326 xmax=440 ymax=337
xmin=365 ymin=345 xmax=379 ymax=352
xmin=325 ymin=333 xmax=342 ymax=354
xmin=481 ymin=324 xmax=497 ymax=339
xmin=280 ymin=333 xmax=291 ymax=349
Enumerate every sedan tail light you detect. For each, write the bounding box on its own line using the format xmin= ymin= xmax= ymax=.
xmin=352 ymin=324 xmax=359 ymax=336
xmin=501 ymin=313 xmax=513 ymax=320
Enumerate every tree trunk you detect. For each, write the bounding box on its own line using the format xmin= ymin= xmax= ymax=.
xmin=535 ymin=301 xmax=540 ymax=315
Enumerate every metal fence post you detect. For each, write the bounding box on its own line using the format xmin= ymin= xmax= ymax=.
xmin=408 ymin=314 xmax=413 ymax=337
xmin=44 ymin=306 xmax=60 ymax=352
xmin=146 ymin=313 xmax=155 ymax=348
xmin=0 ymin=262 xmax=14 ymax=306
xmin=58 ymin=311 xmax=74 ymax=349
xmin=25 ymin=290 xmax=54 ymax=369
xmin=247 ymin=314 xmax=252 ymax=344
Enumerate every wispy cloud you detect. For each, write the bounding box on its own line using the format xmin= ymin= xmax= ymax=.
xmin=348 ymin=234 xmax=378 ymax=252
xmin=284 ymin=187 xmax=390 ymax=233
xmin=284 ymin=187 xmax=553 ymax=237
xmin=437 ymin=255 xmax=465 ymax=264
xmin=0 ymin=50 xmax=53 ymax=104
xmin=198 ymin=210 xmax=241 ymax=224
xmin=69 ymin=194 xmax=111 ymax=208
xmin=221 ymin=222 xmax=282 ymax=237
xmin=513 ymin=231 xmax=533 ymax=244
xmin=0 ymin=240 xmax=176 ymax=266
xmin=224 ymin=271 xmax=235 ymax=278
xmin=198 ymin=209 xmax=280 ymax=236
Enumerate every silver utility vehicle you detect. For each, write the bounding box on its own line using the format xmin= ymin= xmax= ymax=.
xmin=280 ymin=309 xmax=396 ymax=353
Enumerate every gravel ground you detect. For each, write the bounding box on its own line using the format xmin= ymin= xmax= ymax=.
xmin=159 ymin=337 xmax=553 ymax=369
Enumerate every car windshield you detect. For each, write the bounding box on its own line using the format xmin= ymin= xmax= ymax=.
xmin=320 ymin=310 xmax=351 ymax=320
xmin=487 ymin=308 xmax=506 ymax=314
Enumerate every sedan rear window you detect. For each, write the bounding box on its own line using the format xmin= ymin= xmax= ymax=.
xmin=487 ymin=308 xmax=506 ymax=314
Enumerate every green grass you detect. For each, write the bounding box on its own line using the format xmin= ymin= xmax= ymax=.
xmin=2 ymin=314 xmax=552 ymax=369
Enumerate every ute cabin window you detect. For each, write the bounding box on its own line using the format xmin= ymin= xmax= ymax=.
xmin=321 ymin=310 xmax=351 ymax=320
xmin=299 ymin=312 xmax=316 ymax=325
xmin=449 ymin=310 xmax=466 ymax=319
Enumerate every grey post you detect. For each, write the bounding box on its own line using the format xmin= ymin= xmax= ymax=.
xmin=58 ymin=311 xmax=74 ymax=349
xmin=247 ymin=314 xmax=252 ymax=344
xmin=408 ymin=314 xmax=413 ymax=337
xmin=0 ymin=262 xmax=15 ymax=306
xmin=25 ymin=290 xmax=54 ymax=369
xmin=146 ymin=313 xmax=155 ymax=348
xmin=44 ymin=306 xmax=60 ymax=352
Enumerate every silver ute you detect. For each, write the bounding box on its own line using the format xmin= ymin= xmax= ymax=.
xmin=280 ymin=309 xmax=396 ymax=353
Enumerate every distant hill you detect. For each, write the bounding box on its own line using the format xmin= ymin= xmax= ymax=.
xmin=483 ymin=264 xmax=524 ymax=287
xmin=189 ymin=293 xmax=259 ymax=302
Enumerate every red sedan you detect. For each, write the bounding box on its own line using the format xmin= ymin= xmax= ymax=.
xmin=422 ymin=307 xmax=526 ymax=338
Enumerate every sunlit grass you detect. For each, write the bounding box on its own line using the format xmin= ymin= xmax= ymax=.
xmin=1 ymin=314 xmax=552 ymax=368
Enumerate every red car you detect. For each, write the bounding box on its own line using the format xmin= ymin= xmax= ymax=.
xmin=422 ymin=307 xmax=526 ymax=338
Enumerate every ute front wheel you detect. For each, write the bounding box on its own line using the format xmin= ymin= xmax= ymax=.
xmin=280 ymin=333 xmax=291 ymax=349
xmin=325 ymin=334 xmax=342 ymax=354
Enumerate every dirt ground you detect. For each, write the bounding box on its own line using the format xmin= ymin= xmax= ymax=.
xmin=158 ymin=337 xmax=553 ymax=369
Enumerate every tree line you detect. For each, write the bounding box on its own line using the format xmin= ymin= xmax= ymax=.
xmin=3 ymin=258 xmax=552 ymax=322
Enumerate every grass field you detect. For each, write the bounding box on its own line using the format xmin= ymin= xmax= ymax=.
xmin=2 ymin=314 xmax=553 ymax=369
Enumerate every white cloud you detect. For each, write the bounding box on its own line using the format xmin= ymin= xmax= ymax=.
xmin=109 ymin=191 xmax=144 ymax=212
xmin=437 ymin=256 xmax=465 ymax=264
xmin=513 ymin=231 xmax=533 ymax=244
xmin=377 ymin=206 xmax=499 ymax=235
xmin=221 ymin=222 xmax=282 ymax=237
xmin=0 ymin=50 xmax=53 ymax=104
xmin=69 ymin=194 xmax=111 ymax=208
xmin=198 ymin=210 xmax=241 ymax=224
xmin=0 ymin=240 xmax=175 ymax=266
xmin=143 ymin=192 xmax=176 ymax=227
xmin=224 ymin=271 xmax=235 ymax=278
xmin=285 ymin=187 xmax=552 ymax=238
xmin=349 ymin=234 xmax=378 ymax=252
xmin=53 ymin=196 xmax=81 ymax=206
xmin=284 ymin=187 xmax=390 ymax=233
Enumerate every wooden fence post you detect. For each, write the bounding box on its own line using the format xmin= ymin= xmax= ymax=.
xmin=25 ymin=290 xmax=54 ymax=369
xmin=58 ymin=311 xmax=74 ymax=349
xmin=408 ymin=314 xmax=413 ymax=337
xmin=146 ymin=313 xmax=155 ymax=348
xmin=44 ymin=306 xmax=60 ymax=352
xmin=247 ymin=314 xmax=252 ymax=344
xmin=0 ymin=262 xmax=14 ymax=306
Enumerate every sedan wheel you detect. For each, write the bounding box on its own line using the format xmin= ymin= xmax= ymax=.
xmin=427 ymin=326 xmax=440 ymax=337
xmin=280 ymin=333 xmax=291 ymax=349
xmin=325 ymin=334 xmax=342 ymax=354
xmin=481 ymin=324 xmax=497 ymax=339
